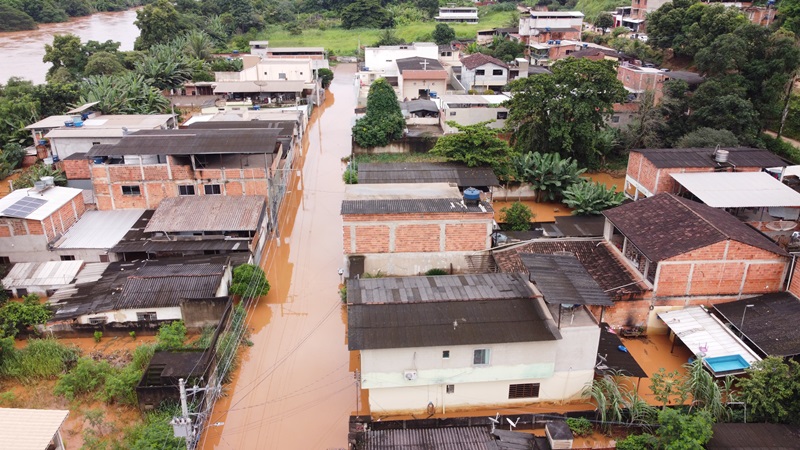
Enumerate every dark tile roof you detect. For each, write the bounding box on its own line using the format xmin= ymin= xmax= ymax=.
xmin=355 ymin=427 xmax=538 ymax=450
xmin=597 ymin=323 xmax=648 ymax=378
xmin=348 ymin=273 xmax=533 ymax=305
xmin=707 ymin=423 xmax=800 ymax=449
xmin=542 ymin=215 xmax=605 ymax=237
xmin=111 ymin=239 xmax=248 ymax=254
xmin=86 ymin=129 xmax=282 ymax=156
xmin=357 ymin=162 xmax=499 ymax=187
xmin=115 ymin=263 xmax=225 ymax=309
xmin=63 ymin=152 xmax=87 ymax=161
xmin=185 ymin=120 xmax=295 ymax=137
xmin=401 ymin=99 xmax=439 ymax=114
xmin=713 ymin=292 xmax=800 ymax=357
xmin=395 ymin=56 xmax=444 ymax=72
xmin=603 ymin=194 xmax=787 ymax=261
xmin=340 ymin=198 xmax=493 ymax=215
xmin=633 ymin=147 xmax=786 ymax=168
xmin=348 ymin=298 xmax=560 ymax=350
xmin=521 ymin=254 xmax=613 ymax=306
xmin=461 ymin=53 xmax=508 ymax=70
xmin=568 ymin=47 xmax=619 ymax=59
xmin=493 ymin=239 xmax=646 ymax=297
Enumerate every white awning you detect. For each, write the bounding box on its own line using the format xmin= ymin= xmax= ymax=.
xmin=66 ymin=101 xmax=100 ymax=114
xmin=671 ymin=171 xmax=800 ymax=208
xmin=658 ymin=307 xmax=761 ymax=374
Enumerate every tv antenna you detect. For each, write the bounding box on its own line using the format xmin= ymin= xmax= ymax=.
xmin=487 ymin=413 xmax=500 ymax=433
xmin=506 ymin=417 xmax=520 ymax=430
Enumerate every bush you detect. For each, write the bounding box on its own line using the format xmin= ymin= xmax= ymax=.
xmin=94 ymin=331 xmax=103 ymax=343
xmin=425 ymin=268 xmax=448 ymax=276
xmin=566 ymin=417 xmax=593 ymax=437
xmin=318 ymin=68 xmax=334 ymax=89
xmin=229 ymin=264 xmax=270 ymax=300
xmin=0 ymin=293 xmax=52 ymax=337
xmin=501 ymin=202 xmax=533 ymax=231
xmin=352 ymin=79 xmax=405 ymax=148
xmin=676 ymin=127 xmax=739 ymax=148
xmin=562 ymin=180 xmax=625 ymax=215
xmin=762 ymin=134 xmax=800 ymax=164
xmin=343 ymin=167 xmax=358 ymax=184
xmin=156 ymin=321 xmax=187 ymax=350
xmin=0 ymin=339 xmax=79 ymax=383
xmin=616 ymin=433 xmax=658 ymax=450
xmin=129 ymin=330 xmax=136 ymax=340
xmin=54 ymin=357 xmax=113 ymax=400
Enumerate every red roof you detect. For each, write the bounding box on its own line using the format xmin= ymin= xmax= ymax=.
xmin=461 ymin=53 xmax=508 ymax=70
xmin=402 ymin=70 xmax=448 ymax=80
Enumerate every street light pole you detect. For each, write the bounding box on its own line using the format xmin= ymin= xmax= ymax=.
xmin=739 ymin=304 xmax=755 ymax=338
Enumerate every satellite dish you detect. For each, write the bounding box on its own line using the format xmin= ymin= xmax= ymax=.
xmin=507 ymin=417 xmax=520 ymax=430
xmin=532 ymin=29 xmax=541 ymax=36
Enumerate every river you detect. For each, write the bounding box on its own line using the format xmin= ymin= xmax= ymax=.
xmin=0 ymin=9 xmax=139 ymax=85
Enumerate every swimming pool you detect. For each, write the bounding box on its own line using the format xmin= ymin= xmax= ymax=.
xmin=704 ymin=355 xmax=750 ymax=375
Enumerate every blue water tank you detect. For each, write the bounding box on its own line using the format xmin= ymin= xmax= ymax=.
xmin=73 ymin=120 xmax=83 ymax=127
xmin=52 ymin=155 xmax=60 ymax=162
xmin=92 ymin=156 xmax=104 ymax=164
xmin=463 ymin=187 xmax=481 ymax=206
xmin=253 ymin=105 xmax=261 ymax=110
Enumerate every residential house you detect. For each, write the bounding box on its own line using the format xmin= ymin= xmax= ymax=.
xmin=48 ymin=257 xmax=232 ymax=331
xmin=438 ymin=43 xmax=460 ymax=64
xmin=609 ymin=103 xmax=639 ymax=129
xmin=84 ymin=128 xmax=283 ymax=211
xmin=341 ymin=183 xmax=494 ymax=276
xmin=248 ymin=41 xmax=328 ymax=68
xmin=400 ymin=99 xmax=440 ymax=126
xmin=0 ymin=408 xmax=69 ymax=450
xmin=528 ymin=40 xmax=620 ymax=66
xmin=2 ymin=260 xmax=84 ymax=297
xmin=0 ymin=185 xmax=86 ymax=263
xmin=438 ymin=94 xmax=510 ymax=133
xmin=184 ymin=117 xmax=302 ymax=157
xmin=356 ymin=162 xmax=499 ymax=191
xmin=624 ymin=147 xmax=787 ymax=200
xmin=617 ymin=62 xmax=704 ymax=104
xmin=459 ymin=53 xmax=509 ymax=92
xmin=396 ymin=57 xmax=448 ymax=100
xmin=347 ymin=272 xmax=602 ymax=415
xmin=213 ymin=57 xmax=319 ymax=105
xmin=51 ymin=209 xmax=146 ymax=262
xmin=714 ymin=292 xmax=800 ymax=359
xmin=25 ymin=108 xmax=175 ymax=161
xmin=111 ymin=195 xmax=268 ymax=264
xmin=518 ymin=11 xmax=584 ymax=45
xmin=612 ymin=6 xmax=637 ymax=30
xmin=435 ymin=5 xmax=479 ymax=23
xmin=631 ymin=0 xmax=670 ymax=26
xmin=476 ymin=27 xmax=521 ymax=45
xmin=743 ymin=5 xmax=776 ymax=26
xmin=362 ymin=43 xmax=439 ymax=79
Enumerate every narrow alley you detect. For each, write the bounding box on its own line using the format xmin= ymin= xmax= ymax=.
xmin=201 ymin=64 xmax=358 ymax=449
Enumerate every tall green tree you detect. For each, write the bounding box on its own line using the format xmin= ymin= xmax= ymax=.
xmin=79 ymin=73 xmax=171 ymax=114
xmin=134 ymin=0 xmax=190 ymax=50
xmin=432 ymin=23 xmax=456 ymax=45
xmin=737 ymin=357 xmax=800 ymax=424
xmin=0 ymin=4 xmax=36 ymax=31
xmin=594 ymin=12 xmax=613 ymax=33
xmin=431 ymin=121 xmax=514 ymax=171
xmin=230 ymin=264 xmax=271 ymax=300
xmin=505 ymin=58 xmax=626 ymax=168
xmin=341 ymin=0 xmax=392 ymax=29
xmin=352 ymin=78 xmax=405 ymax=148
xmin=43 ymin=34 xmax=86 ymax=80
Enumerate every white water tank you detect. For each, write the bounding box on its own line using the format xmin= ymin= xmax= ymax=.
xmin=41 ymin=176 xmax=55 ymax=187
xmin=715 ymin=149 xmax=729 ymax=163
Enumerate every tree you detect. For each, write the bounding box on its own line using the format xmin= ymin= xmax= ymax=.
xmin=184 ymin=30 xmax=215 ymax=61
xmin=594 ymin=12 xmax=613 ymax=33
xmin=737 ymin=357 xmax=800 ymax=423
xmin=32 ymin=82 xmax=80 ymax=118
xmin=689 ymin=78 xmax=760 ymax=144
xmin=341 ymin=0 xmax=392 ymax=29
xmin=562 ymin=181 xmax=624 ymax=215
xmin=318 ymin=68 xmax=334 ymax=89
xmin=134 ymin=0 xmax=190 ymax=50
xmin=650 ymin=368 xmax=689 ymax=410
xmin=79 ymin=73 xmax=171 ymax=115
xmin=0 ymin=294 xmax=51 ymax=337
xmin=513 ymin=152 xmax=586 ymax=202
xmin=156 ymin=321 xmax=187 ymax=350
xmin=505 ymin=58 xmax=626 ymax=168
xmin=84 ymin=51 xmax=125 ymax=76
xmin=676 ymin=128 xmax=738 ymax=148
xmin=14 ymin=164 xmax=67 ymax=189
xmin=374 ymin=29 xmax=405 ymax=47
xmin=656 ymin=409 xmax=713 ymax=449
xmin=352 ymin=78 xmax=405 ymax=148
xmin=416 ymin=0 xmax=439 ymax=19
xmin=43 ymin=34 xmax=86 ymax=80
xmin=430 ymin=121 xmax=515 ymax=170
xmin=432 ymin=23 xmax=456 ymax=45
xmin=230 ymin=264 xmax=271 ymax=300
xmin=780 ymin=0 xmax=800 ymax=35
xmin=501 ymin=202 xmax=533 ymax=231
xmin=0 ymin=4 xmax=36 ymax=32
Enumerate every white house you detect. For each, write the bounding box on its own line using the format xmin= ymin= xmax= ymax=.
xmin=362 ymin=43 xmax=440 ymax=78
xmin=347 ymin=270 xmax=605 ymax=416
xmin=435 ymin=6 xmax=479 ymax=23
xmin=396 ymin=57 xmax=448 ymax=100
xmin=518 ymin=10 xmax=584 ymax=45
xmin=459 ymin=53 xmax=509 ymax=92
xmin=439 ymin=94 xmax=510 ymax=133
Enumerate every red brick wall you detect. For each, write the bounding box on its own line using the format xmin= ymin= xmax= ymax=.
xmin=395 ymin=224 xmax=440 ymax=252
xmin=354 ymin=225 xmax=391 ymax=253
xmin=41 ymin=196 xmax=85 ymax=242
xmin=789 ymin=260 xmax=800 ymax=297
xmin=445 ymin=223 xmax=490 ymax=251
xmin=61 ymin=159 xmax=91 ymax=180
xmin=0 ymin=218 xmax=44 ymax=236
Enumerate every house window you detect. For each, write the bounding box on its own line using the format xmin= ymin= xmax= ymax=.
xmin=492 ymin=69 xmax=503 ymax=76
xmin=476 ymin=69 xmax=485 ymax=75
xmin=136 ymin=312 xmax=157 ymax=322
xmin=509 ymin=383 xmax=540 ymax=399
xmin=0 ymin=256 xmax=9 ymax=265
xmin=279 ymin=73 xmax=287 ymax=80
xmin=99 ymin=254 xmax=110 ymax=262
xmin=473 ymin=348 xmax=490 ymax=365
xmin=89 ymin=317 xmax=107 ymax=325
xmin=442 ymin=350 xmax=450 ymax=359
xmin=497 ymin=111 xmax=508 ymax=120
xmin=446 ymin=384 xmax=455 ymax=394
xmin=92 ymin=141 xmax=101 ymax=145
xmin=612 ymin=115 xmax=620 ymax=123
xmin=204 ymin=184 xmax=222 ymax=195
xmin=60 ymin=255 xmax=75 ymax=261
xmin=179 ymin=185 xmax=195 ymax=196
xmin=122 ymin=185 xmax=141 ymax=196
xmin=16 ymin=288 xmax=28 ymax=297
xmin=450 ymin=111 xmax=457 ymax=116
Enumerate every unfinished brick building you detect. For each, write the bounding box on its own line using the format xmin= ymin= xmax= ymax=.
xmin=341 ymin=183 xmax=494 ymax=276
xmin=624 ymin=147 xmax=786 ymax=200
xmin=81 ymin=128 xmax=283 ymax=211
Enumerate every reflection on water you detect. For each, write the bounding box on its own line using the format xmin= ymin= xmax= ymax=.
xmin=201 ymin=64 xmax=357 ymax=449
xmin=0 ymin=9 xmax=139 ymax=84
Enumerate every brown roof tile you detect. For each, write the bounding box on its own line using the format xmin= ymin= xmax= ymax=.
xmin=603 ymin=193 xmax=788 ymax=262
xmin=461 ymin=53 xmax=508 ymax=70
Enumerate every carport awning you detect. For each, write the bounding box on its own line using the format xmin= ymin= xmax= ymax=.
xmin=671 ymin=171 xmax=800 ymax=208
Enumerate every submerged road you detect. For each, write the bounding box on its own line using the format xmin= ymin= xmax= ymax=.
xmin=201 ymin=64 xmax=358 ymax=449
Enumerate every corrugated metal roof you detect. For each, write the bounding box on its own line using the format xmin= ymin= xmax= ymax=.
xmin=357 ymin=427 xmax=497 ymax=450
xmin=145 ymin=196 xmax=265 ymax=233
xmin=348 ymin=273 xmax=533 ymax=305
xmin=670 ymin=172 xmax=800 ymax=208
xmin=341 ymin=198 xmax=492 ymax=215
xmin=3 ymin=261 xmax=84 ymax=288
xmin=55 ymin=209 xmax=145 ymax=249
xmin=111 ymin=239 xmax=246 ymax=254
xmin=357 ymin=163 xmax=499 ymax=187
xmin=714 ymin=293 xmax=800 ymax=358
xmin=634 ymin=147 xmax=786 ymax=168
xmin=0 ymin=187 xmax=83 ymax=221
xmin=520 ymin=254 xmax=613 ymax=306
xmin=86 ymin=129 xmax=281 ymax=157
xmin=0 ymin=408 xmax=69 ymax=450
xmin=708 ymin=423 xmax=800 ymax=449
xmin=116 ymin=263 xmax=225 ymax=309
xmin=213 ymin=80 xmax=305 ymax=94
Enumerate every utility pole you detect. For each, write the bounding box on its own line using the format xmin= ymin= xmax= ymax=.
xmin=170 ymin=378 xmax=194 ymax=450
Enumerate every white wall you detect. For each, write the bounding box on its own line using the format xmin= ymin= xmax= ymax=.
xmin=77 ymin=306 xmax=183 ymax=325
xmin=242 ymin=59 xmax=314 ymax=82
xmin=0 ymin=235 xmax=53 ymax=263
xmin=52 ymin=248 xmax=117 ymax=263
xmin=461 ymin=64 xmax=508 ymax=91
xmin=352 ymin=251 xmax=480 ymax=276
xmin=51 ymin=137 xmax=122 ymax=160
xmin=364 ymin=44 xmax=439 ymax=76
xmin=519 ymin=16 xmax=583 ymax=36
xmin=399 ymin=78 xmax=447 ymax=101
xmin=442 ymin=106 xmax=507 ymax=133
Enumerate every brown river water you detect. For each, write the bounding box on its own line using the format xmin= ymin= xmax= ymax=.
xmin=0 ymin=9 xmax=139 ymax=84
xmin=200 ymin=64 xmax=358 ymax=449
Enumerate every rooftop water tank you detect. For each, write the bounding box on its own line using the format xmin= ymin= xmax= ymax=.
xmin=41 ymin=176 xmax=55 ymax=187
xmin=33 ymin=180 xmax=46 ymax=192
xmin=715 ymin=149 xmax=729 ymax=163
xmin=463 ymin=187 xmax=481 ymax=206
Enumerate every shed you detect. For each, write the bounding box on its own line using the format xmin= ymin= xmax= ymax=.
xmin=545 ymin=421 xmax=574 ymax=449
xmin=671 ymin=171 xmax=800 ymax=215
xmin=0 ymin=408 xmax=69 ymax=450
xmin=713 ymin=293 xmax=800 ymax=358
xmin=2 ymin=260 xmax=84 ymax=297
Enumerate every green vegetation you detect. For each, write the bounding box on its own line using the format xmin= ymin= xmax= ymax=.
xmin=230 ymin=264 xmax=271 ymax=300
xmin=737 ymin=357 xmax=800 ymax=424
xmin=562 ymin=181 xmax=624 ymax=215
xmin=675 ymin=127 xmax=739 ymax=148
xmin=430 ymin=121 xmax=515 ymax=175
xmin=574 ymin=0 xmax=629 ymax=21
xmin=156 ymin=320 xmax=187 ymax=350
xmin=216 ymin=303 xmax=250 ymax=383
xmin=318 ymin=68 xmax=334 ymax=89
xmin=351 ymin=153 xmax=446 ymax=165
xmin=94 ymin=331 xmax=103 ymax=343
xmin=0 ymin=4 xmax=36 ymax=31
xmin=343 ymin=166 xmax=358 ymax=184
xmin=565 ymin=417 xmax=592 ymax=437
xmin=500 ymin=202 xmax=533 ymax=231
xmin=353 ymin=78 xmax=405 ymax=148
xmin=0 ymin=294 xmax=51 ymax=337
xmin=424 ymin=268 xmax=448 ymax=276
xmin=0 ymin=338 xmax=79 ymax=383
xmin=121 ymin=404 xmax=185 ymax=449
xmin=13 ymin=164 xmax=67 ymax=189
xmin=432 ymin=23 xmax=455 ymax=45
xmin=508 ymin=152 xmax=586 ymax=203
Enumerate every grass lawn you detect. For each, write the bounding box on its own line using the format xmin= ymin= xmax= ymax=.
xmin=256 ymin=9 xmax=514 ymax=55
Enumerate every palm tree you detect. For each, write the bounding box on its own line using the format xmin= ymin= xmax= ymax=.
xmin=184 ymin=30 xmax=215 ymax=61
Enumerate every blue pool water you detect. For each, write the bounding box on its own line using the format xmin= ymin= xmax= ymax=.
xmin=705 ymin=355 xmax=750 ymax=373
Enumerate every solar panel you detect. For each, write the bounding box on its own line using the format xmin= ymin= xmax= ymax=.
xmin=1 ymin=196 xmax=47 ymax=218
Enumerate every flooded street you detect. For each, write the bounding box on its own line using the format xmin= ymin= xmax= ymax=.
xmin=0 ymin=9 xmax=139 ymax=84
xmin=201 ymin=64 xmax=357 ymax=449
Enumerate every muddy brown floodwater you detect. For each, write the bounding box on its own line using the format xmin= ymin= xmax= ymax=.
xmin=0 ymin=9 xmax=139 ymax=84
xmin=201 ymin=64 xmax=358 ymax=450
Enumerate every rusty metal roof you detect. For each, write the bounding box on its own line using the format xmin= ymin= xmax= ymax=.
xmin=145 ymin=196 xmax=266 ymax=233
xmin=521 ymin=254 xmax=613 ymax=306
xmin=115 ymin=263 xmax=225 ymax=309
xmin=86 ymin=129 xmax=282 ymax=156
